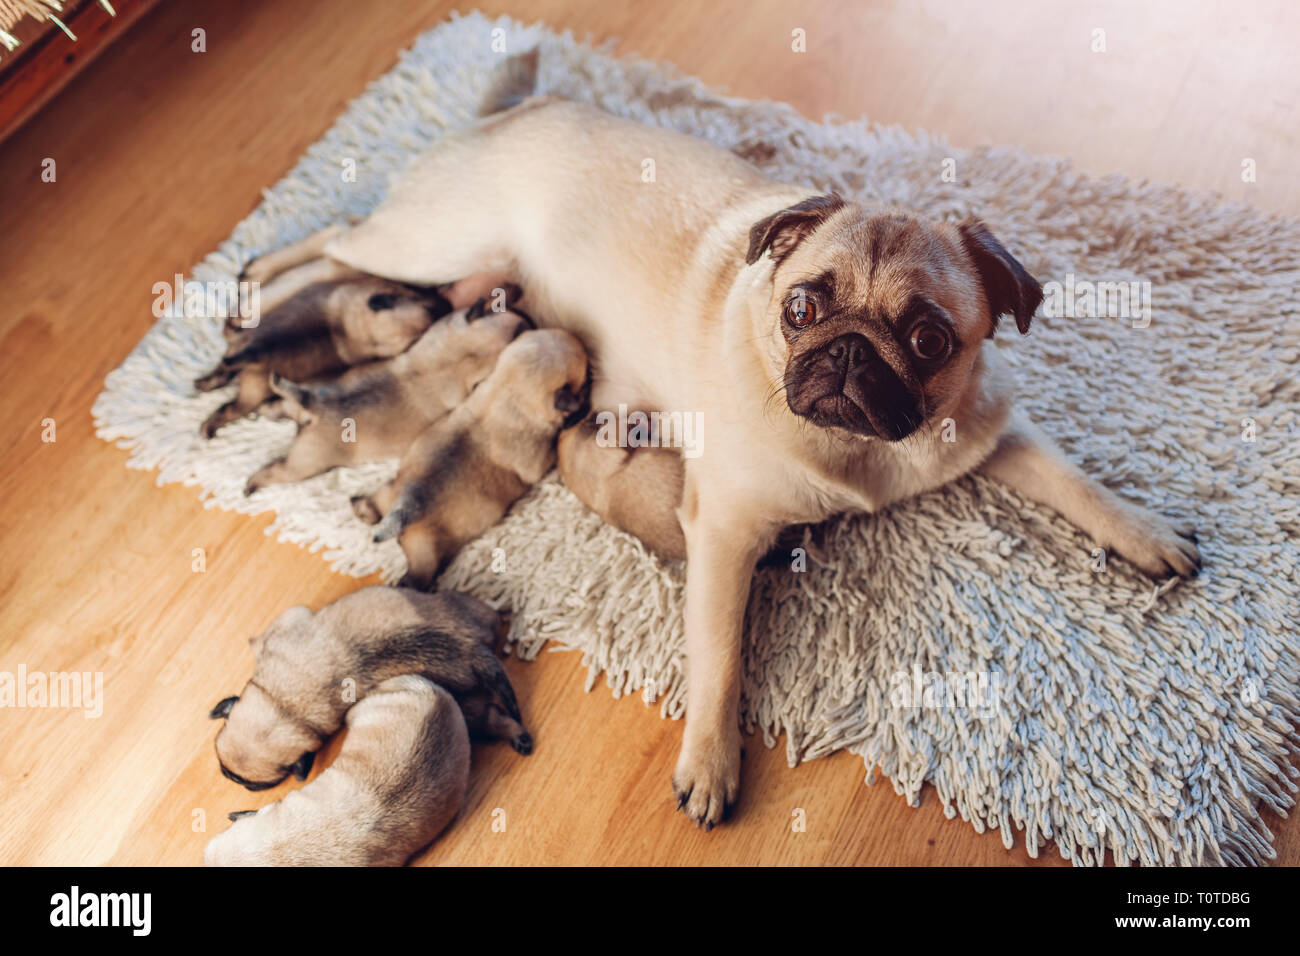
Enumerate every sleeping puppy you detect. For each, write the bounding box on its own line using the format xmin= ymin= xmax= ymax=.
xmin=204 ymin=674 xmax=468 ymax=866
xmin=195 ymin=276 xmax=447 ymax=437
xmin=353 ymin=329 xmax=589 ymax=589
xmin=557 ymin=413 xmax=687 ymax=561
xmin=208 ymin=586 xmax=529 ymax=792
xmin=243 ymin=300 xmax=528 ymax=495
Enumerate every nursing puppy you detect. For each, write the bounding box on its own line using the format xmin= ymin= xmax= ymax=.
xmin=195 ymin=275 xmax=446 ymax=437
xmin=354 ymin=329 xmax=588 ymax=590
xmin=251 ymin=53 xmax=1201 ymax=827
xmin=205 ymin=675 xmax=467 ymax=866
xmin=243 ymin=300 xmax=527 ymax=495
xmin=557 ymin=414 xmax=687 ymax=561
xmin=208 ymin=586 xmax=529 ymax=792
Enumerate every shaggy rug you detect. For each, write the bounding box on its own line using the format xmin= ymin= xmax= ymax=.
xmin=93 ymin=11 xmax=1299 ymax=865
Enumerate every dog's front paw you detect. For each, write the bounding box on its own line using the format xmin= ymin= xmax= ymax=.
xmin=1103 ymin=507 xmax=1202 ymax=579
xmin=671 ymin=732 xmax=740 ymax=830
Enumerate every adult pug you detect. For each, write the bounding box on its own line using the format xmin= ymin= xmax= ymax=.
xmin=251 ymin=55 xmax=1201 ymax=828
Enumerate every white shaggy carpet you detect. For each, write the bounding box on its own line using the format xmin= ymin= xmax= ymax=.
xmin=93 ymin=11 xmax=1299 ymax=865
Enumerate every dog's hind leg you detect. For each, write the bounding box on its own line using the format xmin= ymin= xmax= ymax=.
xmin=254 ymin=256 xmax=364 ymax=315
xmin=395 ymin=525 xmax=442 ymax=590
xmin=241 ymin=223 xmax=353 ymax=284
xmin=201 ymin=371 xmax=275 ymax=438
xmin=244 ymin=431 xmax=341 ymax=495
xmin=195 ymin=363 xmax=237 ymax=392
xmin=482 ymin=706 xmax=532 ymax=755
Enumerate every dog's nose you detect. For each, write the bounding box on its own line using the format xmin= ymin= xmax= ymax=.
xmin=827 ymin=333 xmax=870 ymax=370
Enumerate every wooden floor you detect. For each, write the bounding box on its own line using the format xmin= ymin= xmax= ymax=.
xmin=1 ymin=0 xmax=1297 ymax=866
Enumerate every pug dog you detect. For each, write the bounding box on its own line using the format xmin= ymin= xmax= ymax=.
xmin=353 ymin=329 xmax=589 ymax=589
xmin=242 ymin=299 xmax=528 ymax=495
xmin=205 ymin=674 xmax=468 ymax=866
xmin=195 ymin=275 xmax=447 ymax=437
xmin=208 ymin=586 xmax=529 ymax=792
xmin=245 ymin=52 xmax=1201 ymax=827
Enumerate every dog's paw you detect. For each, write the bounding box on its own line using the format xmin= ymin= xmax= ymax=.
xmin=511 ymin=730 xmax=533 ymax=755
xmin=671 ymin=734 xmax=741 ymax=831
xmin=239 ymin=257 xmax=277 ymax=285
xmin=1103 ymin=507 xmax=1202 ymax=580
xmin=351 ymin=496 xmax=381 ymax=525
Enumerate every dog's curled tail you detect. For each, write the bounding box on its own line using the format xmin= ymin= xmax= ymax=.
xmin=477 ymin=47 xmax=539 ymax=117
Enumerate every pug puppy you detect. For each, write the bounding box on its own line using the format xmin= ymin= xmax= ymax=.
xmin=557 ymin=414 xmax=687 ymax=561
xmin=264 ymin=53 xmax=1201 ymax=827
xmin=208 ymin=586 xmax=529 ymax=792
xmin=195 ymin=275 xmax=447 ymax=437
xmin=205 ymin=674 xmax=468 ymax=866
xmin=353 ymin=329 xmax=589 ymax=590
xmin=242 ymin=300 xmax=528 ymax=495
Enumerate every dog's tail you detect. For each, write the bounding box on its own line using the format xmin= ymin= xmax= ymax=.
xmin=477 ymin=47 xmax=539 ymax=117
xmin=372 ymin=493 xmax=421 ymax=543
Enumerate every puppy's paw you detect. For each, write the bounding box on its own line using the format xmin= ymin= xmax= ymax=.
xmin=194 ymin=368 xmax=232 ymax=392
xmin=351 ymin=496 xmax=381 ymax=525
xmin=1103 ymin=508 xmax=1202 ymax=580
xmin=511 ymin=730 xmax=533 ymax=755
xmin=239 ymin=256 xmax=277 ymax=285
xmin=671 ymin=733 xmax=741 ymax=831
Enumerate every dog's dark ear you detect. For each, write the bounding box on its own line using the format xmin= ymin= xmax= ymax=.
xmin=288 ymin=752 xmax=315 ymax=781
xmin=208 ymin=696 xmax=239 ymax=720
xmin=554 ymin=383 xmax=590 ymax=429
xmin=367 ymin=292 xmax=399 ymax=312
xmin=746 ymin=193 xmax=846 ymax=266
xmin=957 ymin=218 xmax=1042 ymax=336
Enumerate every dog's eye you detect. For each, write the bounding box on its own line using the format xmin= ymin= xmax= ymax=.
xmin=367 ymin=293 xmax=398 ymax=311
xmin=910 ymin=322 xmax=950 ymax=360
xmin=783 ymin=294 xmax=817 ymax=329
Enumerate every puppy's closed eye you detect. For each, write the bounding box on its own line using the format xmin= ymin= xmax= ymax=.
xmin=367 ymin=293 xmax=399 ymax=311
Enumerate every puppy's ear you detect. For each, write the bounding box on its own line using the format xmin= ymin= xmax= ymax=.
xmin=957 ymin=218 xmax=1042 ymax=336
xmin=209 ymin=696 xmax=239 ymax=720
xmin=367 ymin=292 xmax=399 ymax=312
xmin=746 ymin=193 xmax=846 ymax=266
xmin=554 ymin=384 xmax=589 ymax=429
xmin=288 ymin=752 xmax=315 ymax=781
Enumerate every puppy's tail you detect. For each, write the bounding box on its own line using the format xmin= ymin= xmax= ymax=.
xmin=372 ymin=494 xmax=420 ymax=543
xmin=477 ymin=47 xmax=539 ymax=117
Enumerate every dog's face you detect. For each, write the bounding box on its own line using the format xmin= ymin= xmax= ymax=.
xmin=747 ymin=195 xmax=1042 ymax=441
xmin=490 ymin=329 xmax=590 ymax=430
xmin=332 ymin=278 xmax=450 ymax=361
xmin=210 ymin=685 xmax=318 ymax=791
xmin=208 ymin=604 xmax=319 ymax=790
